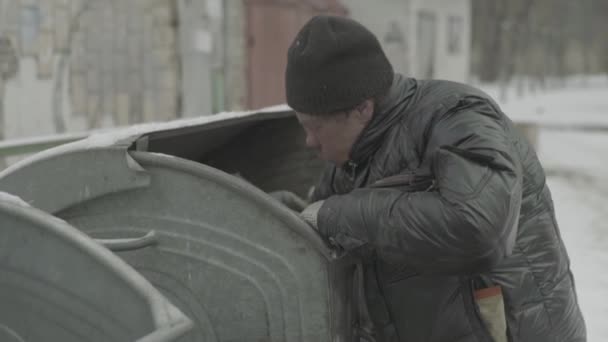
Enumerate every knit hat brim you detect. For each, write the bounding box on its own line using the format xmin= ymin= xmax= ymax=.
xmin=287 ymin=53 xmax=394 ymax=114
xmin=285 ymin=16 xmax=394 ymax=114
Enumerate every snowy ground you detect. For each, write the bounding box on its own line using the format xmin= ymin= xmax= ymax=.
xmin=482 ymin=77 xmax=608 ymax=341
xmin=540 ymin=131 xmax=608 ymax=342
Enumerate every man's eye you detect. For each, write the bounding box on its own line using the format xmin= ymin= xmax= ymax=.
xmin=305 ymin=124 xmax=318 ymax=131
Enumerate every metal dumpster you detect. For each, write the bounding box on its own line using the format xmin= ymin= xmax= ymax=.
xmin=0 ymin=106 xmax=359 ymax=341
xmin=0 ymin=194 xmax=192 ymax=342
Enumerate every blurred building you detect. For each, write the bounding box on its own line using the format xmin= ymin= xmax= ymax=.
xmin=0 ymin=0 xmax=472 ymax=143
xmin=343 ymin=0 xmax=471 ymax=82
xmin=224 ymin=0 xmax=347 ymax=111
xmin=225 ymin=0 xmax=471 ymax=110
xmin=0 ymin=0 xmax=184 ymax=140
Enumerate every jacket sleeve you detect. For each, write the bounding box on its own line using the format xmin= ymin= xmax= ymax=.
xmin=317 ymin=104 xmax=523 ymax=275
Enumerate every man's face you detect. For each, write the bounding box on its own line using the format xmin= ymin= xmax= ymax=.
xmin=296 ymin=101 xmax=373 ymax=166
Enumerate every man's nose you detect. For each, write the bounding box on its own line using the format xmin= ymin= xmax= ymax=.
xmin=305 ymin=134 xmax=320 ymax=148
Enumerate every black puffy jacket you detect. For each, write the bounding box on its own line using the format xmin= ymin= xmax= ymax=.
xmin=313 ymin=74 xmax=586 ymax=342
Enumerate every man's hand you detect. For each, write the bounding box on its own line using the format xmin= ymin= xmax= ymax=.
xmin=268 ymin=190 xmax=308 ymax=212
xmin=300 ymin=200 xmax=325 ymax=230
xmin=301 ymin=200 xmax=349 ymax=257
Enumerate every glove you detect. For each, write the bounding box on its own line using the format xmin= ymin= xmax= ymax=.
xmin=301 ymin=200 xmax=349 ymax=258
xmin=300 ymin=200 xmax=324 ymax=230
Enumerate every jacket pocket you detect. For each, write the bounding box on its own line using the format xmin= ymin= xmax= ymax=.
xmin=513 ymin=302 xmax=551 ymax=341
xmin=434 ymin=146 xmax=493 ymax=200
xmin=382 ymin=275 xmax=477 ymax=342
xmin=474 ymin=286 xmax=509 ymax=342
xmin=369 ymin=172 xmax=436 ymax=192
xmin=376 ymin=259 xmax=419 ymax=285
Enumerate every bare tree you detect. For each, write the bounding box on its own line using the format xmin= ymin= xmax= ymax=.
xmin=503 ymin=0 xmax=536 ymax=100
xmin=472 ymin=0 xmax=507 ymax=82
xmin=472 ymin=0 xmax=607 ymax=89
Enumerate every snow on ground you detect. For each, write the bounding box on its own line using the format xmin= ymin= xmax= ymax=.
xmin=484 ymin=77 xmax=608 ymax=341
xmin=477 ymin=76 xmax=608 ymax=126
xmin=538 ymin=130 xmax=608 ymax=342
xmin=547 ymin=176 xmax=608 ymax=341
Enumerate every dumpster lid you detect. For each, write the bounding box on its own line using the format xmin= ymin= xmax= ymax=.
xmin=0 ymin=193 xmax=193 ymax=341
xmin=0 ymin=104 xmax=321 ymax=212
xmin=0 ymin=104 xmax=354 ymax=341
xmin=0 ymin=104 xmax=293 ymax=178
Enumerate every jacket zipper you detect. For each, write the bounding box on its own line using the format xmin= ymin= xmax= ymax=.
xmin=346 ymin=160 xmax=357 ymax=182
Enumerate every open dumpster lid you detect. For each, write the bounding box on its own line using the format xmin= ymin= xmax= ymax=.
xmin=0 ymin=106 xmax=356 ymax=341
xmin=0 ymin=193 xmax=192 ymax=342
xmin=0 ymin=104 xmax=325 ymax=205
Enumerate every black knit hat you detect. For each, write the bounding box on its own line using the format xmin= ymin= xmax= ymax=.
xmin=285 ymin=15 xmax=394 ymax=114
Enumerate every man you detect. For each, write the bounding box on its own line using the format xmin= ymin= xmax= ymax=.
xmin=286 ymin=16 xmax=586 ymax=342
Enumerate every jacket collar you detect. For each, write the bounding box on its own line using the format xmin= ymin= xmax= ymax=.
xmin=345 ymin=74 xmax=417 ymax=172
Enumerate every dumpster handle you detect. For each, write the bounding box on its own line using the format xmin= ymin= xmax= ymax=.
xmin=96 ymin=231 xmax=158 ymax=251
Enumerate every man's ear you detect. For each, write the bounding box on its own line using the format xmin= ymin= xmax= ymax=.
xmin=356 ymin=99 xmax=374 ymax=124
